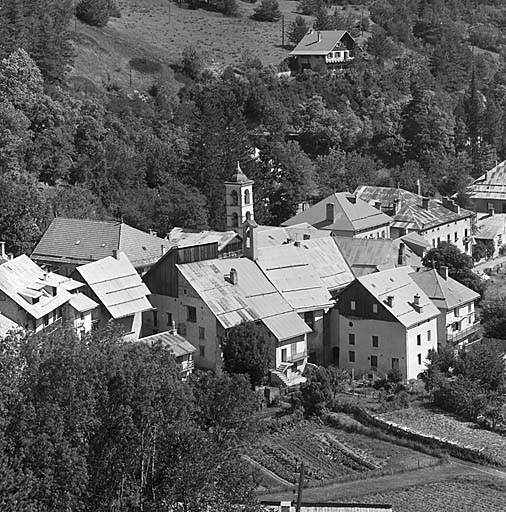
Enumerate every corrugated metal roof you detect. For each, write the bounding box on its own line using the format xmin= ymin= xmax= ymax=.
xmin=282 ymin=193 xmax=391 ymax=234
xmin=256 ymin=223 xmax=331 ymax=248
xmin=177 ymin=258 xmax=309 ymax=340
xmin=358 ymin=267 xmax=440 ymax=328
xmin=0 ymin=255 xmax=83 ymax=319
xmin=294 ymin=237 xmax=354 ymax=291
xmin=468 ymin=160 xmax=506 ymax=200
xmin=355 ymin=186 xmax=473 ymax=230
xmin=262 ymin=312 xmax=311 ymax=342
xmin=334 ymin=237 xmax=421 ymax=278
xmin=69 ymin=293 xmax=99 ymax=312
xmin=257 ymin=245 xmax=334 ymax=311
xmin=410 ymin=268 xmax=479 ymax=310
xmin=168 ymin=227 xmax=239 ymax=252
xmin=76 ymin=253 xmax=152 ymax=319
xmin=291 ymin=30 xmax=351 ymax=56
xmin=32 ymin=218 xmax=173 ymax=269
xmin=136 ymin=331 xmax=197 ymax=358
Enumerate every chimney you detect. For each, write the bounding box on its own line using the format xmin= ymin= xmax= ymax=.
xmin=149 ymin=229 xmax=157 ymax=237
xmin=161 ymin=244 xmax=166 ymax=257
xmin=416 ymin=179 xmax=421 ymax=196
xmin=397 ymin=242 xmax=405 ymax=265
xmin=489 ymin=205 xmax=495 ymax=217
xmin=0 ymin=241 xmax=5 ymax=260
xmin=229 ymin=268 xmax=238 ymax=285
xmin=326 ymin=203 xmax=335 ymax=223
xmin=294 ymin=240 xmax=301 ymax=248
xmin=348 ymin=195 xmax=357 ymax=204
xmin=413 ymin=293 xmax=420 ymax=306
xmin=112 ymin=249 xmax=119 ymax=260
xmin=422 ymin=197 xmax=429 ymax=209
xmin=170 ymin=320 xmax=177 ymax=334
xmin=442 ymin=196 xmax=460 ymax=214
xmin=439 ymin=266 xmax=448 ymax=280
xmin=374 ymin=201 xmax=382 ymax=210
xmin=385 ymin=295 xmax=394 ymax=307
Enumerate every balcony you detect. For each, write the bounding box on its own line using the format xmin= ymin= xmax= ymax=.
xmin=179 ymin=359 xmax=194 ymax=373
xmin=446 ymin=322 xmax=481 ymax=343
xmin=288 ymin=350 xmax=307 ymax=363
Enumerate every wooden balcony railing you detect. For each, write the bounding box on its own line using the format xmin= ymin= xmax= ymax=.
xmin=446 ymin=322 xmax=481 ymax=343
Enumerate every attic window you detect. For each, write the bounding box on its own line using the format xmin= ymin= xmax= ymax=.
xmin=142 ymin=246 xmax=147 ymax=251
xmin=75 ymin=240 xmax=81 ymax=245
xmin=101 ymin=243 xmax=106 ymax=247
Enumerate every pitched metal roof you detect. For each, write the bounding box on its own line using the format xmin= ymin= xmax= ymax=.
xmin=68 ymin=293 xmax=99 ymax=313
xmin=355 ymin=186 xmax=474 ymax=231
xmin=409 ymin=268 xmax=479 ymax=310
xmin=468 ymin=160 xmax=506 ymax=200
xmin=76 ymin=253 xmax=152 ymax=319
xmin=136 ymin=331 xmax=197 ymax=358
xmin=168 ymin=227 xmax=239 ymax=252
xmin=334 ymin=237 xmax=421 ymax=278
xmin=358 ymin=267 xmax=440 ymax=328
xmin=291 ymin=30 xmax=352 ymax=56
xmin=474 ymin=213 xmax=506 ymax=240
xmin=292 ymin=237 xmax=354 ymax=291
xmin=256 ymin=223 xmax=331 ymax=248
xmin=0 ymin=255 xmax=83 ymax=319
xmin=256 ymin=245 xmax=334 ymax=311
xmin=281 ymin=193 xmax=392 ymax=234
xmin=32 ymin=217 xmax=173 ymax=269
xmin=176 ymin=258 xmax=311 ymax=340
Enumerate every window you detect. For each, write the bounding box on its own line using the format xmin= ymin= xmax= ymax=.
xmin=350 ymin=300 xmax=356 ymax=311
xmin=372 ymin=335 xmax=379 ymax=348
xmin=244 ymin=189 xmax=250 ymax=205
xmin=468 ymin=303 xmax=472 ymax=313
xmin=348 ymin=333 xmax=355 ymax=345
xmin=43 ymin=314 xmax=49 ymax=327
xmin=153 ymin=310 xmax=158 ymax=328
xmin=381 ymin=230 xmax=386 ymax=238
xmin=166 ymin=312 xmax=172 ymax=326
xmin=304 ymin=311 xmax=315 ymax=330
xmin=199 ymin=345 xmax=205 ymax=358
xmin=231 ymin=212 xmax=239 ymax=228
xmin=80 ymin=312 xmax=84 ymax=321
xmin=281 ymin=348 xmax=287 ymax=362
xmin=231 ymin=190 xmax=238 ymax=206
xmin=417 ymin=334 xmax=421 ymax=346
xmin=392 ymin=358 xmax=399 ymax=370
xmin=370 ymin=355 xmax=378 ymax=369
xmin=178 ymin=323 xmax=187 ymax=336
xmin=186 ymin=306 xmax=197 ymax=323
xmin=432 ymin=239 xmax=436 ymax=247
xmin=427 ymin=330 xmax=431 ymax=342
xmin=454 ymin=232 xmax=458 ymax=242
xmin=465 ymin=228 xmax=468 ymax=238
xmin=417 ymin=353 xmax=422 ymax=365
xmin=199 ymin=327 xmax=205 ymax=340
xmin=454 ymin=307 xmax=459 ymax=317
xmin=245 ymin=211 xmax=251 ymax=221
xmin=437 ymin=237 xmax=440 ymax=245
xmin=372 ymin=303 xmax=378 ymax=314
xmin=447 ymin=234 xmax=451 ymax=242
xmin=348 ymin=350 xmax=355 ymax=363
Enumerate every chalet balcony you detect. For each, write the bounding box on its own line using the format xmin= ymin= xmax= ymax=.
xmin=446 ymin=322 xmax=481 ymax=343
xmin=287 ymin=350 xmax=307 ymax=363
xmin=179 ymin=359 xmax=194 ymax=373
xmin=325 ymin=53 xmax=354 ymax=64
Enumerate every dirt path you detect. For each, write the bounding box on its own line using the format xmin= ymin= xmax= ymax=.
xmin=258 ymin=461 xmax=485 ymax=502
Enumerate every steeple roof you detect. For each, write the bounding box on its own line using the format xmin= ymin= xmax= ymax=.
xmin=225 ymin=162 xmax=254 ymax=185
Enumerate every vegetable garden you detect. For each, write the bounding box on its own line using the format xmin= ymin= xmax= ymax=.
xmin=248 ymin=421 xmax=437 ymax=488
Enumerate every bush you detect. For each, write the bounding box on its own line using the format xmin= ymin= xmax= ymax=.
xmin=76 ymin=0 xmax=110 ymax=27
xmin=252 ymin=0 xmax=282 ymax=21
xmin=108 ymin=0 xmax=121 ymax=17
xmin=181 ymin=46 xmax=203 ymax=79
xmin=288 ymin=16 xmax=309 ymax=46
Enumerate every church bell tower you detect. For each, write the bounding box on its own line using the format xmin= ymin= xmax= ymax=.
xmin=224 ymin=162 xmax=254 ymax=233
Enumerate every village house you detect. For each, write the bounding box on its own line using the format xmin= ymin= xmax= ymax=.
xmin=334 ymin=237 xmax=422 ymax=278
xmin=334 ymin=267 xmax=439 ymax=379
xmin=282 ymin=192 xmax=392 ymax=239
xmin=0 ymin=255 xmax=98 ymax=338
xmin=256 ymin=223 xmax=331 ymax=248
xmin=73 ymin=251 xmax=153 ymax=341
xmin=467 ymin=160 xmax=506 ymax=214
xmin=136 ymin=330 xmax=197 ymax=380
xmin=410 ymin=267 xmax=480 ymax=348
xmin=474 ymin=211 xmax=506 ymax=259
xmin=355 ymin=186 xmax=475 ymax=256
xmin=290 ymin=30 xmax=356 ymax=74
xmin=31 ymin=217 xmax=173 ymax=276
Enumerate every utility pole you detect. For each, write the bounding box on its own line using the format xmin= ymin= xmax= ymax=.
xmin=295 ymin=461 xmax=304 ymax=512
xmin=281 ymin=15 xmax=285 ymax=48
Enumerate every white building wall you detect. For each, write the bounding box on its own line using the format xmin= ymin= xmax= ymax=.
xmin=422 ymin=217 xmax=473 ymax=255
xmin=405 ymin=317 xmax=438 ymax=380
xmin=445 ymin=300 xmax=476 ymax=346
xmin=353 ymin=224 xmax=391 ymax=239
xmin=298 ymin=309 xmax=325 ymax=363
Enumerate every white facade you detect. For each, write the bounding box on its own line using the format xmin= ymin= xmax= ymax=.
xmin=423 ymin=217 xmax=473 ymax=255
xmin=351 ymin=225 xmax=390 ymax=240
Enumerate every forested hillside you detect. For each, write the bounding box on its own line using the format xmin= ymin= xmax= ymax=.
xmin=2 ymin=0 xmax=506 ymax=255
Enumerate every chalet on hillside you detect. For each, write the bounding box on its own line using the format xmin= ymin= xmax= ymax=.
xmin=467 ymin=160 xmax=506 ymax=213
xmin=290 ymin=30 xmax=356 ymax=73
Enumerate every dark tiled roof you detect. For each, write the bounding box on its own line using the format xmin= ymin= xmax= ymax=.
xmin=355 ymin=186 xmax=474 ymax=231
xmin=31 ymin=218 xmax=173 ymax=269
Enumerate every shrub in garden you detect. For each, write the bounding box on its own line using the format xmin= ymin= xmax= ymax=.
xmin=181 ymin=46 xmax=203 ymax=80
xmin=76 ymin=0 xmax=110 ymax=27
xmin=252 ymin=0 xmax=282 ymax=22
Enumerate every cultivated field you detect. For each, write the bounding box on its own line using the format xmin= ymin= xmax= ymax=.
xmin=248 ymin=421 xmax=437 ymax=489
xmin=344 ymin=475 xmax=506 ymax=512
xmin=378 ymin=406 xmax=506 ymax=466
